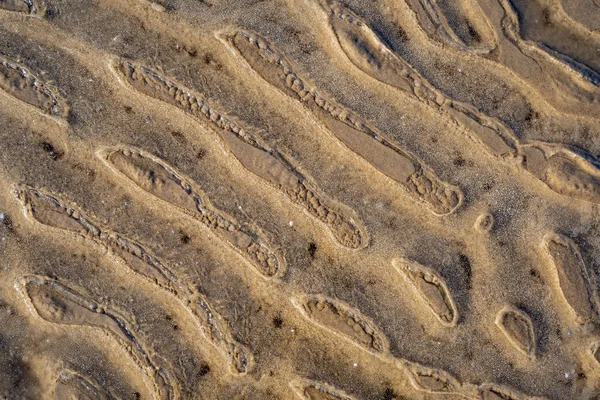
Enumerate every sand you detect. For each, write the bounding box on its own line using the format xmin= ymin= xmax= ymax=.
xmin=0 ymin=0 xmax=599 ymax=398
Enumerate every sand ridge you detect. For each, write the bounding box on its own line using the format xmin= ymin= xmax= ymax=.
xmin=0 ymin=0 xmax=600 ymax=399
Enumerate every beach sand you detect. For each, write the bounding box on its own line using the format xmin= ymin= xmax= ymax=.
xmin=1 ymin=0 xmax=600 ymax=398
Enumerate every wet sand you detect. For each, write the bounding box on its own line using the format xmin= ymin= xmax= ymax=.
xmin=0 ymin=0 xmax=600 ymax=398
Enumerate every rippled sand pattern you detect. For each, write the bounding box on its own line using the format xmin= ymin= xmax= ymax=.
xmin=0 ymin=0 xmax=599 ymax=399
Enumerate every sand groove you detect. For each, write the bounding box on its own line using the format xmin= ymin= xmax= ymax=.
xmin=497 ymin=0 xmax=600 ymax=90
xmin=16 ymin=274 xmax=177 ymax=400
xmin=401 ymin=0 xmax=498 ymax=55
xmin=291 ymin=293 xmax=480 ymax=398
xmin=54 ymin=369 xmax=118 ymax=400
xmin=392 ymin=258 xmax=458 ymax=327
xmin=291 ymin=294 xmax=389 ymax=354
xmin=289 ymin=378 xmax=357 ymax=400
xmin=17 ymin=186 xmax=179 ymax=291
xmin=310 ymin=0 xmax=518 ymax=159
xmin=472 ymin=0 xmax=600 ymax=113
xmin=0 ymin=0 xmax=597 ymax=398
xmin=520 ymin=142 xmax=600 ymax=205
xmin=541 ymin=233 xmax=600 ymax=324
xmin=477 ymin=383 xmax=546 ymax=400
xmin=219 ymin=29 xmax=463 ymax=216
xmin=310 ymin=0 xmax=600 ymax=207
xmin=391 ymin=0 xmax=600 ymax=118
xmin=111 ymin=58 xmax=367 ymax=250
xmin=495 ymin=306 xmax=536 ymax=358
xmin=399 ymin=361 xmax=471 ymax=396
xmin=0 ymin=54 xmax=68 ymax=118
xmin=16 ymin=186 xmax=253 ymax=375
xmin=98 ymin=146 xmax=281 ymax=278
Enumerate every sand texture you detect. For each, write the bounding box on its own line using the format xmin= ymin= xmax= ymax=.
xmin=0 ymin=0 xmax=600 ymax=398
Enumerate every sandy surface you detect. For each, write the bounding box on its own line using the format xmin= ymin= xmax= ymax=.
xmin=0 ymin=0 xmax=600 ymax=399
